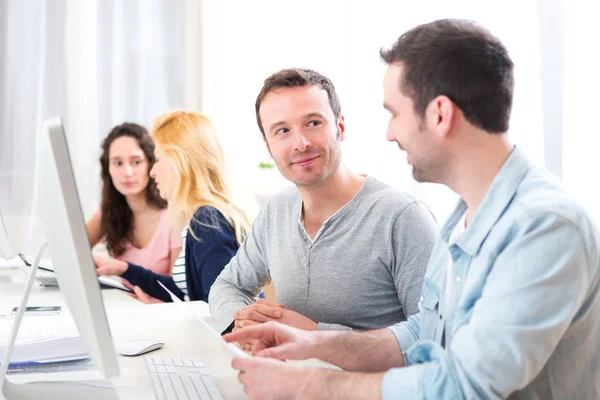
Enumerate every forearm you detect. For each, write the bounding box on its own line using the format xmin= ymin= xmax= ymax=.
xmin=122 ymin=263 xmax=181 ymax=302
xmin=315 ymin=328 xmax=404 ymax=372
xmin=305 ymin=369 xmax=385 ymax=400
xmin=209 ymin=274 xmax=255 ymax=324
xmin=317 ymin=322 xmax=353 ymax=331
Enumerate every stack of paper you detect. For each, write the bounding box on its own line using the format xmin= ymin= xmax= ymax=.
xmin=0 ymin=316 xmax=89 ymax=368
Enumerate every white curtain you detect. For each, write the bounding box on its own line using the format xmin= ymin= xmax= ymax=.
xmin=199 ymin=0 xmax=547 ymax=224
xmin=0 ymin=0 xmax=192 ymax=254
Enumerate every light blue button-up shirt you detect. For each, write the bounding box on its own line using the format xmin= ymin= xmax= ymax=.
xmin=383 ymin=148 xmax=600 ymax=399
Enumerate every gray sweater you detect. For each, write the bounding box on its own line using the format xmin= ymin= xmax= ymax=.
xmin=209 ymin=176 xmax=438 ymax=332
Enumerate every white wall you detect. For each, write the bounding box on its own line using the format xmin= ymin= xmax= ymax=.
xmin=198 ymin=0 xmax=547 ymax=223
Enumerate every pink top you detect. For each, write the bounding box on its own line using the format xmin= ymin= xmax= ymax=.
xmin=97 ymin=208 xmax=182 ymax=275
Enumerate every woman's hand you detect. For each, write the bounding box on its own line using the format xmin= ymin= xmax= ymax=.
xmin=93 ymin=254 xmax=128 ymax=276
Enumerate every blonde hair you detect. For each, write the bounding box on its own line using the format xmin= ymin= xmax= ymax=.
xmin=151 ymin=110 xmax=251 ymax=244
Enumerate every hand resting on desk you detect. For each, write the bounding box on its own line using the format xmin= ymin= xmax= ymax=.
xmin=233 ymin=299 xmax=318 ymax=351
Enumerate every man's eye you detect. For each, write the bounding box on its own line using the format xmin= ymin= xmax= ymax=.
xmin=276 ymin=128 xmax=289 ymax=135
xmin=308 ymin=120 xmax=322 ymax=127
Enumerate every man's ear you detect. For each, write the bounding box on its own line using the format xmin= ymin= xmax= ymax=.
xmin=337 ymin=116 xmax=346 ymax=141
xmin=428 ymin=95 xmax=455 ymax=139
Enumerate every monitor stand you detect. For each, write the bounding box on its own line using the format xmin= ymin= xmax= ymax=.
xmin=0 ymin=244 xmax=118 ymax=400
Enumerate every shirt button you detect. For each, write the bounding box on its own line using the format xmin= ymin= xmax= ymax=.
xmin=308 ymin=243 xmax=312 ymax=249
xmin=419 ymin=296 xmax=424 ymax=303
xmin=439 ymin=314 xmax=443 ymax=320
xmin=456 ymin=276 xmax=462 ymax=283
xmin=305 ymin=277 xmax=310 ymax=283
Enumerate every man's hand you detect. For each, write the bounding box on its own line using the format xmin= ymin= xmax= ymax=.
xmin=224 ymin=321 xmax=319 ymax=360
xmin=234 ymin=299 xmax=285 ymax=329
xmin=232 ymin=356 xmax=318 ymax=400
xmin=93 ymin=254 xmax=128 ymax=276
xmin=232 ymin=356 xmax=384 ymax=400
xmin=234 ymin=299 xmax=317 ymax=330
xmin=277 ymin=308 xmax=318 ymax=331
xmin=233 ymin=299 xmax=286 ymax=350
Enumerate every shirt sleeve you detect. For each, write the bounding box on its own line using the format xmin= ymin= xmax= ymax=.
xmin=381 ymin=213 xmax=591 ymax=399
xmin=208 ymin=201 xmax=272 ymax=333
xmin=121 ymin=263 xmax=184 ymax=302
xmin=186 ymin=207 xmax=239 ymax=303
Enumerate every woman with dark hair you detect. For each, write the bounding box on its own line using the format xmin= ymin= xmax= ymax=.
xmin=86 ymin=123 xmax=182 ymax=275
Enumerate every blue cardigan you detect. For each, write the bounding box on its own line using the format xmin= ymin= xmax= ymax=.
xmin=121 ymin=206 xmax=238 ymax=302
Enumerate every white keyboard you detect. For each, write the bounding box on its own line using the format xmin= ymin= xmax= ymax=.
xmin=145 ymin=356 xmax=225 ymax=400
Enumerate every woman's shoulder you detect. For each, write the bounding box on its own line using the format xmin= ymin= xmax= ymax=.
xmin=188 ymin=206 xmax=235 ymax=241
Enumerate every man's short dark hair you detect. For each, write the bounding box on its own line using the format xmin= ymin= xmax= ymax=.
xmin=380 ymin=19 xmax=514 ymax=133
xmin=255 ymin=68 xmax=342 ymax=137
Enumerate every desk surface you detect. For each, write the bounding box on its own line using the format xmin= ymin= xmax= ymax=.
xmin=0 ymin=267 xmax=248 ymax=399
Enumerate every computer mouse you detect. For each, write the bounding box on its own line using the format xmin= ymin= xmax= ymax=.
xmin=118 ymin=339 xmax=165 ymax=357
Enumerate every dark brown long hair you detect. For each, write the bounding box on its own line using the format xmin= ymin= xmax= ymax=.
xmin=98 ymin=123 xmax=167 ymax=256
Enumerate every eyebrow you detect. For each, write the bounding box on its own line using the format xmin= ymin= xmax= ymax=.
xmin=303 ymin=112 xmax=327 ymax=120
xmin=110 ymin=155 xmax=143 ymax=161
xmin=268 ymin=112 xmax=328 ymax=132
xmin=268 ymin=121 xmax=287 ymax=134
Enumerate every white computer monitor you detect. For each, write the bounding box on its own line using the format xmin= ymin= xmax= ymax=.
xmin=0 ymin=209 xmax=14 ymax=260
xmin=37 ymin=117 xmax=119 ymax=379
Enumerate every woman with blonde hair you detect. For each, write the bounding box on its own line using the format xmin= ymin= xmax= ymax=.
xmin=94 ymin=111 xmax=252 ymax=303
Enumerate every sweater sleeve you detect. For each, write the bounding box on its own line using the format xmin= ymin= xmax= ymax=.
xmin=391 ymin=201 xmax=438 ymax=317
xmin=121 ymin=263 xmax=185 ymax=302
xmin=186 ymin=206 xmax=240 ymax=302
xmin=209 ymin=200 xmax=272 ymax=333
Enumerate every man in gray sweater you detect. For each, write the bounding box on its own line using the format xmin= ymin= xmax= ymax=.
xmin=209 ymin=68 xmax=438 ymax=335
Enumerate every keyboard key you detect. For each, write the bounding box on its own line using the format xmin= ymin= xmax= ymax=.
xmin=207 ymin=385 xmax=224 ymax=400
xmin=159 ymin=373 xmax=177 ymax=399
xmin=190 ymin=374 xmax=212 ymax=399
xmin=180 ymin=375 xmax=199 ymax=398
xmin=152 ymin=356 xmax=164 ymax=365
xmin=169 ymin=374 xmax=190 ymax=400
xmin=150 ymin=374 xmax=166 ymax=400
xmin=146 ymin=356 xmax=222 ymax=399
xmin=173 ymin=357 xmax=184 ymax=366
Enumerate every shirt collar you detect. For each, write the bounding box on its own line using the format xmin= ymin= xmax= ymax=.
xmin=441 ymin=147 xmax=532 ymax=256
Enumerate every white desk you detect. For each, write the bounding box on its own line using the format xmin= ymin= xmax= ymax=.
xmin=0 ymin=268 xmax=336 ymax=399
xmin=0 ymin=268 xmax=248 ymax=399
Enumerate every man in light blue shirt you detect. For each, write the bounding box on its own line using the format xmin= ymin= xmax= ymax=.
xmin=222 ymin=19 xmax=600 ymax=399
